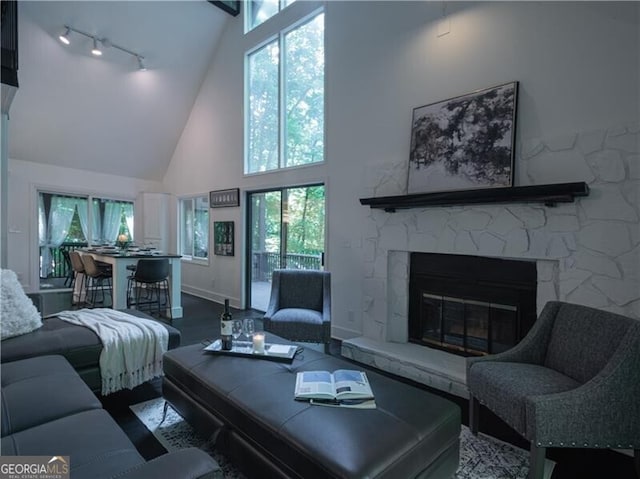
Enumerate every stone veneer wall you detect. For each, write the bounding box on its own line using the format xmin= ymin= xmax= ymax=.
xmin=360 ymin=124 xmax=640 ymax=344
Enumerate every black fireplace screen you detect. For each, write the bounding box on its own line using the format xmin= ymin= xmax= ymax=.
xmin=419 ymin=293 xmax=518 ymax=355
xmin=409 ymin=253 xmax=536 ymax=357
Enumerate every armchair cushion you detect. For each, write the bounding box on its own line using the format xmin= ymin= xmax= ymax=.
xmin=1 ymin=269 xmax=42 ymax=340
xmin=467 ymin=362 xmax=580 ymax=434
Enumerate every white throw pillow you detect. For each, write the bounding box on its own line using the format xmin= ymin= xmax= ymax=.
xmin=1 ymin=269 xmax=42 ymax=340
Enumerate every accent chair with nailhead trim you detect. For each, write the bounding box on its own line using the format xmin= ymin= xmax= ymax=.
xmin=466 ymin=301 xmax=640 ymax=479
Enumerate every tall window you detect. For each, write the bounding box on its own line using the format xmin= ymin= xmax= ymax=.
xmin=245 ymin=5 xmax=324 ymax=174
xmin=246 ymin=0 xmax=298 ymax=32
xmin=179 ymin=196 xmax=209 ymax=261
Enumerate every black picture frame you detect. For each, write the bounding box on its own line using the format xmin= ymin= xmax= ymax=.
xmin=407 ymin=81 xmax=518 ymax=194
xmin=208 ymin=1 xmax=240 ymax=17
xmin=214 ymin=221 xmax=234 ymax=256
xmin=210 ymin=188 xmax=240 ymax=208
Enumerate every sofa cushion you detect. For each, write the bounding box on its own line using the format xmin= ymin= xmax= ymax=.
xmin=1 ymin=356 xmax=102 ymax=437
xmin=1 ymin=409 xmax=145 ymax=479
xmin=467 ymin=361 xmax=580 ymax=435
xmin=1 ymin=310 xmax=181 ymax=370
xmin=0 ymin=269 xmax=42 ymax=340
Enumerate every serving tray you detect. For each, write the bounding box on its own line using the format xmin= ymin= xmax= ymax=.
xmin=203 ymin=339 xmax=298 ymax=363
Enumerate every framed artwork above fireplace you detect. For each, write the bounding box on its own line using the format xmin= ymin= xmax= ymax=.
xmin=407 ymin=81 xmax=518 ymax=195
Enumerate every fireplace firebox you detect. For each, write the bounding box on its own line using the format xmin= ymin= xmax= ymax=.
xmin=408 ymin=253 xmax=537 ymax=356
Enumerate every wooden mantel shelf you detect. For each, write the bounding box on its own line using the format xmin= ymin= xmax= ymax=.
xmin=359 ymin=182 xmax=589 ymax=212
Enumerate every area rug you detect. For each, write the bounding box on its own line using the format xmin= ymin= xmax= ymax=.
xmin=130 ymin=398 xmax=555 ymax=479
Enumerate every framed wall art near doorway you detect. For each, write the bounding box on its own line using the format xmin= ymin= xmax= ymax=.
xmin=407 ymin=81 xmax=518 ymax=194
xmin=214 ymin=221 xmax=234 ymax=256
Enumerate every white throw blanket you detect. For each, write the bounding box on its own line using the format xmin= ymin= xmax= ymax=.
xmin=56 ymin=308 xmax=169 ymax=395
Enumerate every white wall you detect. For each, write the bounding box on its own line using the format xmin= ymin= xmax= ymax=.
xmin=164 ymin=2 xmax=639 ymax=330
xmin=6 ymin=158 xmax=163 ymax=291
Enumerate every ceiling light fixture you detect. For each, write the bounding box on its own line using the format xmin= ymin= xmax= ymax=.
xmin=91 ymin=38 xmax=102 ymax=56
xmin=137 ymin=56 xmax=147 ymax=72
xmin=58 ymin=27 xmax=71 ymax=45
xmin=58 ymin=25 xmax=148 ymax=71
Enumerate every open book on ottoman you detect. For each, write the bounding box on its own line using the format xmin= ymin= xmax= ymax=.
xmin=294 ymin=369 xmax=376 ymax=408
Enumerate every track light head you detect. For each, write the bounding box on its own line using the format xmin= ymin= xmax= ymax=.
xmin=137 ymin=56 xmax=147 ymax=72
xmin=91 ymin=38 xmax=103 ymax=56
xmin=59 ymin=27 xmax=71 ymax=45
xmin=58 ymin=25 xmax=145 ymax=71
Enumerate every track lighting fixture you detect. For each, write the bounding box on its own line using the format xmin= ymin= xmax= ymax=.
xmin=58 ymin=27 xmax=70 ymax=45
xmin=58 ymin=25 xmax=147 ymax=71
xmin=137 ymin=56 xmax=147 ymax=72
xmin=91 ymin=38 xmax=102 ymax=56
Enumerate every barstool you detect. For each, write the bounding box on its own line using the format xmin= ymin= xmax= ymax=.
xmin=69 ymin=251 xmax=87 ymax=307
xmin=61 ymin=250 xmax=74 ymax=287
xmin=81 ymin=255 xmax=113 ymax=307
xmin=126 ymin=259 xmax=171 ymax=319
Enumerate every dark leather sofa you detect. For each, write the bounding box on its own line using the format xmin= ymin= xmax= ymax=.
xmin=1 ymin=355 xmax=219 ymax=478
xmin=1 ymin=298 xmax=180 ymax=393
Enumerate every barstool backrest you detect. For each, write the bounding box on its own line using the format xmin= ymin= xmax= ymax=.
xmin=81 ymin=255 xmax=104 ymax=278
xmin=69 ymin=251 xmax=85 ymax=274
xmin=134 ymin=259 xmax=170 ymax=283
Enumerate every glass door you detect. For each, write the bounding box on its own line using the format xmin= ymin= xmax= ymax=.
xmin=247 ymin=184 xmax=325 ymax=311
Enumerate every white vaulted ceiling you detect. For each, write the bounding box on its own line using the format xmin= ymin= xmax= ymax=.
xmin=9 ymin=1 xmax=229 ymax=180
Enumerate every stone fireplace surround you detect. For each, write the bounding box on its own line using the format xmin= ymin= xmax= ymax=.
xmin=341 ymin=124 xmax=640 ymax=398
xmin=342 ymin=251 xmax=557 ymax=398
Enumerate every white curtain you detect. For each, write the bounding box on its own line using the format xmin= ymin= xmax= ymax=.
xmin=45 ymin=196 xmax=78 ymax=277
xmin=122 ymin=202 xmax=134 ymax=241
xmin=38 ymin=194 xmax=48 ymax=278
xmin=91 ymin=200 xmax=102 ymax=244
xmin=102 ymin=201 xmax=122 ymax=243
xmin=74 ymin=198 xmax=89 ymax=241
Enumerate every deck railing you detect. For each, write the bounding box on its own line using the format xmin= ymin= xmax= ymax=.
xmin=44 ymin=242 xmax=88 ymax=279
xmin=252 ymin=251 xmax=322 ymax=281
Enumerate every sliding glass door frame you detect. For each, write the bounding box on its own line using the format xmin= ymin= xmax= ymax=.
xmin=245 ymin=182 xmax=325 ymax=311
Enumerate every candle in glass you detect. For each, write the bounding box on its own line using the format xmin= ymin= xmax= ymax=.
xmin=253 ymin=333 xmax=265 ymax=354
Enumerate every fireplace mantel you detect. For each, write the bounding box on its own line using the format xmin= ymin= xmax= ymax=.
xmin=359 ymin=182 xmax=589 ymax=212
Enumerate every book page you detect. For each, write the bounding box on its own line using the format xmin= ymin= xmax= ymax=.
xmin=310 ymin=399 xmax=377 ymax=409
xmin=295 ymin=371 xmax=335 ymax=399
xmin=333 ymin=370 xmax=374 ymax=400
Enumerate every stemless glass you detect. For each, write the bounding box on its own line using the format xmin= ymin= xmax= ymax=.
xmin=243 ymin=319 xmax=255 ymax=341
xmin=232 ymin=319 xmax=243 ymax=341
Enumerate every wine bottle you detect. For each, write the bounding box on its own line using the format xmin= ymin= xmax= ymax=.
xmin=220 ymin=299 xmax=233 ymax=350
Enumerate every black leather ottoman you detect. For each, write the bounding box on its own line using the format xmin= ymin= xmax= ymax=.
xmin=163 ymin=335 xmax=461 ymax=479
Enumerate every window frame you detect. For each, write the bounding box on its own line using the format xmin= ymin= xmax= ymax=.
xmin=178 ymin=194 xmax=210 ymax=264
xmin=244 ymin=3 xmax=325 ymax=176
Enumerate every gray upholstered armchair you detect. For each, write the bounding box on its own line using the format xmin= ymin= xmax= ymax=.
xmin=467 ymin=301 xmax=640 ymax=479
xmin=263 ymin=269 xmax=331 ymax=353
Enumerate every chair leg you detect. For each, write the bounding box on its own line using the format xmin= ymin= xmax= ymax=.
xmin=469 ymin=395 xmax=480 ymax=435
xmin=528 ymin=444 xmax=546 ymax=479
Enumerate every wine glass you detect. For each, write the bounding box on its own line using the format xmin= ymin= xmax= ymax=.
xmin=243 ymin=319 xmax=255 ymax=342
xmin=232 ymin=320 xmax=243 ymax=342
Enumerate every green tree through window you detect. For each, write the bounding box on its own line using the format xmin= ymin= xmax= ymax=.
xmin=246 ymin=8 xmax=324 ymax=173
